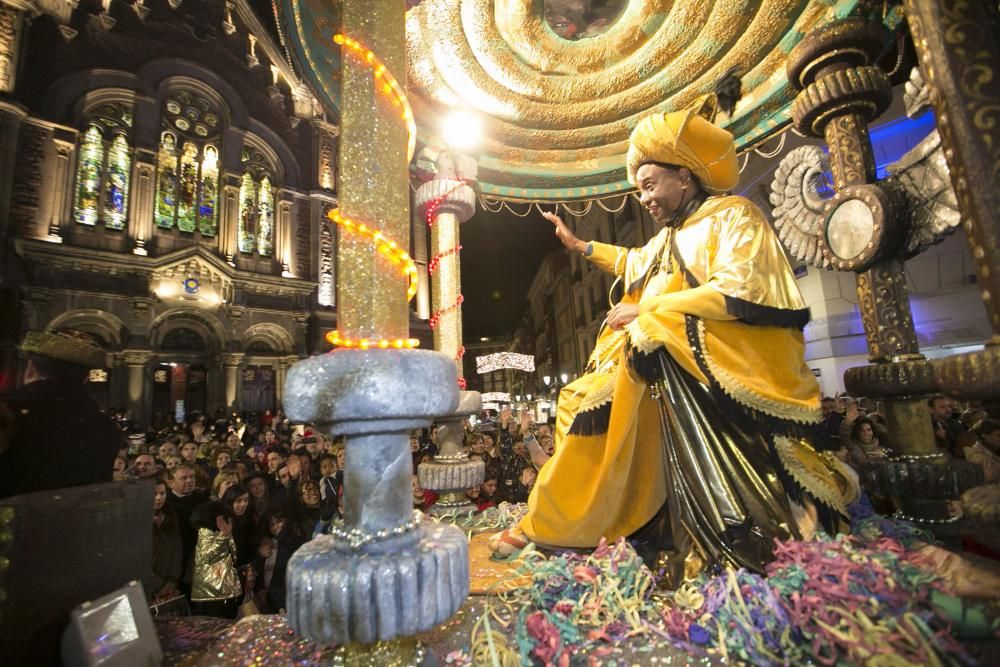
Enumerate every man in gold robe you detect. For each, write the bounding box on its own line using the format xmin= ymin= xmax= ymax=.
xmin=490 ymin=92 xmax=857 ymax=578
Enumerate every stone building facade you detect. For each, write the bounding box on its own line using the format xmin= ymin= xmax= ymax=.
xmin=0 ymin=0 xmax=352 ymax=424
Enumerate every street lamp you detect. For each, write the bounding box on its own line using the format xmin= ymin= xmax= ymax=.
xmin=560 ymin=373 xmax=569 ymax=385
xmin=542 ymin=375 xmax=551 ymax=386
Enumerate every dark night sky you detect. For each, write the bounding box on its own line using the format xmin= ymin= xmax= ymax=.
xmin=458 ymin=205 xmax=562 ymax=341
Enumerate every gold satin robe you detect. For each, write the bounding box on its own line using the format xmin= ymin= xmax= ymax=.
xmin=520 ymin=196 xmax=853 ymax=560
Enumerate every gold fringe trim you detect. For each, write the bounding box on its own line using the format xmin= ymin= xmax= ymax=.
xmin=696 ymin=320 xmax=822 ymax=425
xmin=577 ymin=373 xmax=615 ymax=414
xmin=626 ymin=318 xmax=659 ymax=354
xmin=774 ymin=435 xmax=849 ymax=516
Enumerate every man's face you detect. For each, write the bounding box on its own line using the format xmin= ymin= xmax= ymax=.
xmin=278 ymin=467 xmax=291 ymax=486
xmin=180 ymin=443 xmax=198 ymax=461
xmin=170 ymin=467 xmax=196 ymax=496
xmin=540 ymin=436 xmax=555 ymax=456
xmin=636 ymin=163 xmax=689 ymax=224
xmin=267 ymin=452 xmax=284 ymax=472
xmin=931 ymin=399 xmax=951 ymax=420
xmin=134 ymin=455 xmax=157 ymax=478
xmin=320 ymin=458 xmax=336 ymax=478
xmin=158 ymin=442 xmax=176 ymax=459
xmin=821 ymin=400 xmax=835 ymax=418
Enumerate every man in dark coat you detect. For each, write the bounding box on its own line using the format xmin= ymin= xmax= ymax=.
xmin=0 ymin=330 xmax=124 ymax=499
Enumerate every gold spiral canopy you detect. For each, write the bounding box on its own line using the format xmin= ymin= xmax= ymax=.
xmin=405 ymin=0 xmax=865 ymax=200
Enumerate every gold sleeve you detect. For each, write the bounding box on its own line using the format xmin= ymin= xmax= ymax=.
xmin=585 ymin=241 xmax=628 ymax=276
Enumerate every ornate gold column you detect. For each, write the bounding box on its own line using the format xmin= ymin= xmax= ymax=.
xmin=906 ymin=0 xmax=1000 ymax=401
xmin=788 ymin=18 xmax=937 ymax=457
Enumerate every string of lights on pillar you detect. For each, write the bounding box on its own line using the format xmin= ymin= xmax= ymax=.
xmin=426 ymin=179 xmax=473 ymax=390
xmin=323 ymin=34 xmax=418 ymax=352
xmin=333 ymin=33 xmax=416 ymax=162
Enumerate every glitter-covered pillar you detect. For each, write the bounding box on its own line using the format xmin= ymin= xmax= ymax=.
xmin=335 ymin=0 xmax=409 ymax=343
xmin=283 ymin=0 xmax=468 ymax=655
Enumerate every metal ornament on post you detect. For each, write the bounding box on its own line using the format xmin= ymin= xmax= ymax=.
xmin=778 ymin=18 xmax=983 ymax=537
xmin=413 ymin=141 xmax=484 ymax=521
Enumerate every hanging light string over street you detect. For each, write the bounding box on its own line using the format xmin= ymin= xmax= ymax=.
xmin=476 ymin=352 xmax=535 ymax=374
xmin=333 ymin=33 xmax=416 ymax=162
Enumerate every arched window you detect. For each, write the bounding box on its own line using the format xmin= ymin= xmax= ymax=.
xmin=237 ymin=146 xmax=277 ymax=256
xmin=155 ymin=91 xmax=222 ymax=236
xmin=72 ymin=103 xmax=133 ymax=230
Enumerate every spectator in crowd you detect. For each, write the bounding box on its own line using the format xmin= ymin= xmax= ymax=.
xmin=318 ymin=453 xmax=340 ymax=518
xmin=151 ymin=477 xmax=182 ymax=602
xmin=165 ymin=463 xmax=208 ymax=596
xmin=412 ymin=474 xmax=437 ymax=512
xmin=0 ymin=330 xmax=124 ymax=499
xmin=221 ymin=484 xmax=257 ymax=590
xmin=133 ymin=453 xmax=159 ymax=479
xmin=163 ymin=454 xmax=183 ymax=470
xmin=821 ymin=396 xmax=844 ymax=442
xmin=466 ymin=484 xmax=495 ymax=512
xmin=254 ymin=510 xmax=304 ymax=614
xmin=965 ymin=419 xmax=1000 ymax=483
xmin=479 ymin=468 xmax=500 ymax=507
xmin=929 ymin=396 xmax=966 ymax=448
xmin=292 ymin=480 xmax=325 ymax=538
xmin=845 ymin=416 xmax=889 ymax=467
xmin=190 ymin=500 xmax=242 ymax=619
xmin=245 ymin=471 xmax=273 ymax=520
xmin=158 ymin=441 xmax=177 ymax=461
xmin=212 ymin=470 xmax=241 ymax=500
xmin=112 ymin=455 xmax=130 ymax=481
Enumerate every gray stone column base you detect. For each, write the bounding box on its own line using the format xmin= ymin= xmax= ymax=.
xmin=286 ymin=522 xmax=469 ymax=646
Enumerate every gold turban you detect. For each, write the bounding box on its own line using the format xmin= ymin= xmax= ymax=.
xmin=21 ymin=329 xmax=106 ymax=369
xmin=626 ymin=94 xmax=739 ymax=194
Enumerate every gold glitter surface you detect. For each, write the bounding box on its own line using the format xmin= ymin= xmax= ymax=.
xmin=338 ymin=0 xmax=410 ymax=340
xmin=431 ymin=211 xmax=463 ymax=373
xmin=403 ymin=0 xmax=844 ymax=197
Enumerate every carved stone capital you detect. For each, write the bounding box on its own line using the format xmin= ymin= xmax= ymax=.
xmin=219 ymin=352 xmax=244 ymax=367
xmin=123 ymin=350 xmax=155 ymax=366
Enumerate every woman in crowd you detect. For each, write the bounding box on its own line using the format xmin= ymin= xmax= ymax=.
xmin=163 ymin=454 xmax=183 ymax=470
xmin=112 ymin=455 xmax=129 ymax=481
xmin=292 ymin=480 xmax=325 ymax=538
xmin=212 ymin=470 xmax=241 ymax=500
xmin=151 ymin=477 xmax=182 ymax=602
xmin=209 ymin=447 xmax=234 ymax=478
xmin=190 ymin=500 xmax=242 ymax=618
xmin=846 ymin=416 xmax=889 ymax=467
xmin=245 ymin=471 xmax=273 ymax=519
xmin=479 ymin=468 xmax=500 ymax=507
xmin=253 ymin=510 xmax=305 ymax=614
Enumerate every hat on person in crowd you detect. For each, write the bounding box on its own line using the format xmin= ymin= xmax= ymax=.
xmin=20 ymin=329 xmax=106 ymax=369
xmin=626 ymin=70 xmax=742 ymax=194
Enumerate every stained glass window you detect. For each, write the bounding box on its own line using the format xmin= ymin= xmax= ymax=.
xmin=73 ymin=103 xmax=133 ymax=230
xmin=238 ymin=146 xmax=279 ymax=256
xmin=155 ymin=92 xmax=222 ymax=235
xmin=257 ymin=176 xmax=274 ymax=256
xmin=73 ymin=125 xmax=103 ymax=226
xmin=198 ymin=145 xmax=219 ymax=236
xmin=156 ymin=132 xmax=178 ymax=228
xmin=238 ymin=171 xmax=257 ymax=253
xmin=103 ymin=134 xmax=130 ymax=230
xmin=177 ymin=142 xmax=199 ymax=232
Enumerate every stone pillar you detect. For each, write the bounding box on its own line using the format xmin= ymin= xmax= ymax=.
xmin=128 ymin=150 xmax=156 ymax=255
xmin=123 ymin=350 xmax=154 ymax=425
xmin=0 ymin=4 xmax=23 ymax=95
xmin=46 ymin=135 xmax=75 ymax=243
xmin=276 ymin=191 xmax=294 ymax=276
xmin=275 ymin=354 xmax=298 ymax=405
xmin=220 ymin=352 xmax=243 ymax=410
xmin=0 ymin=100 xmax=27 ymax=248
xmin=905 ymin=0 xmax=1000 ymax=402
xmin=282 ymin=0 xmax=467 ymax=657
xmin=218 ymin=173 xmax=241 ymax=265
